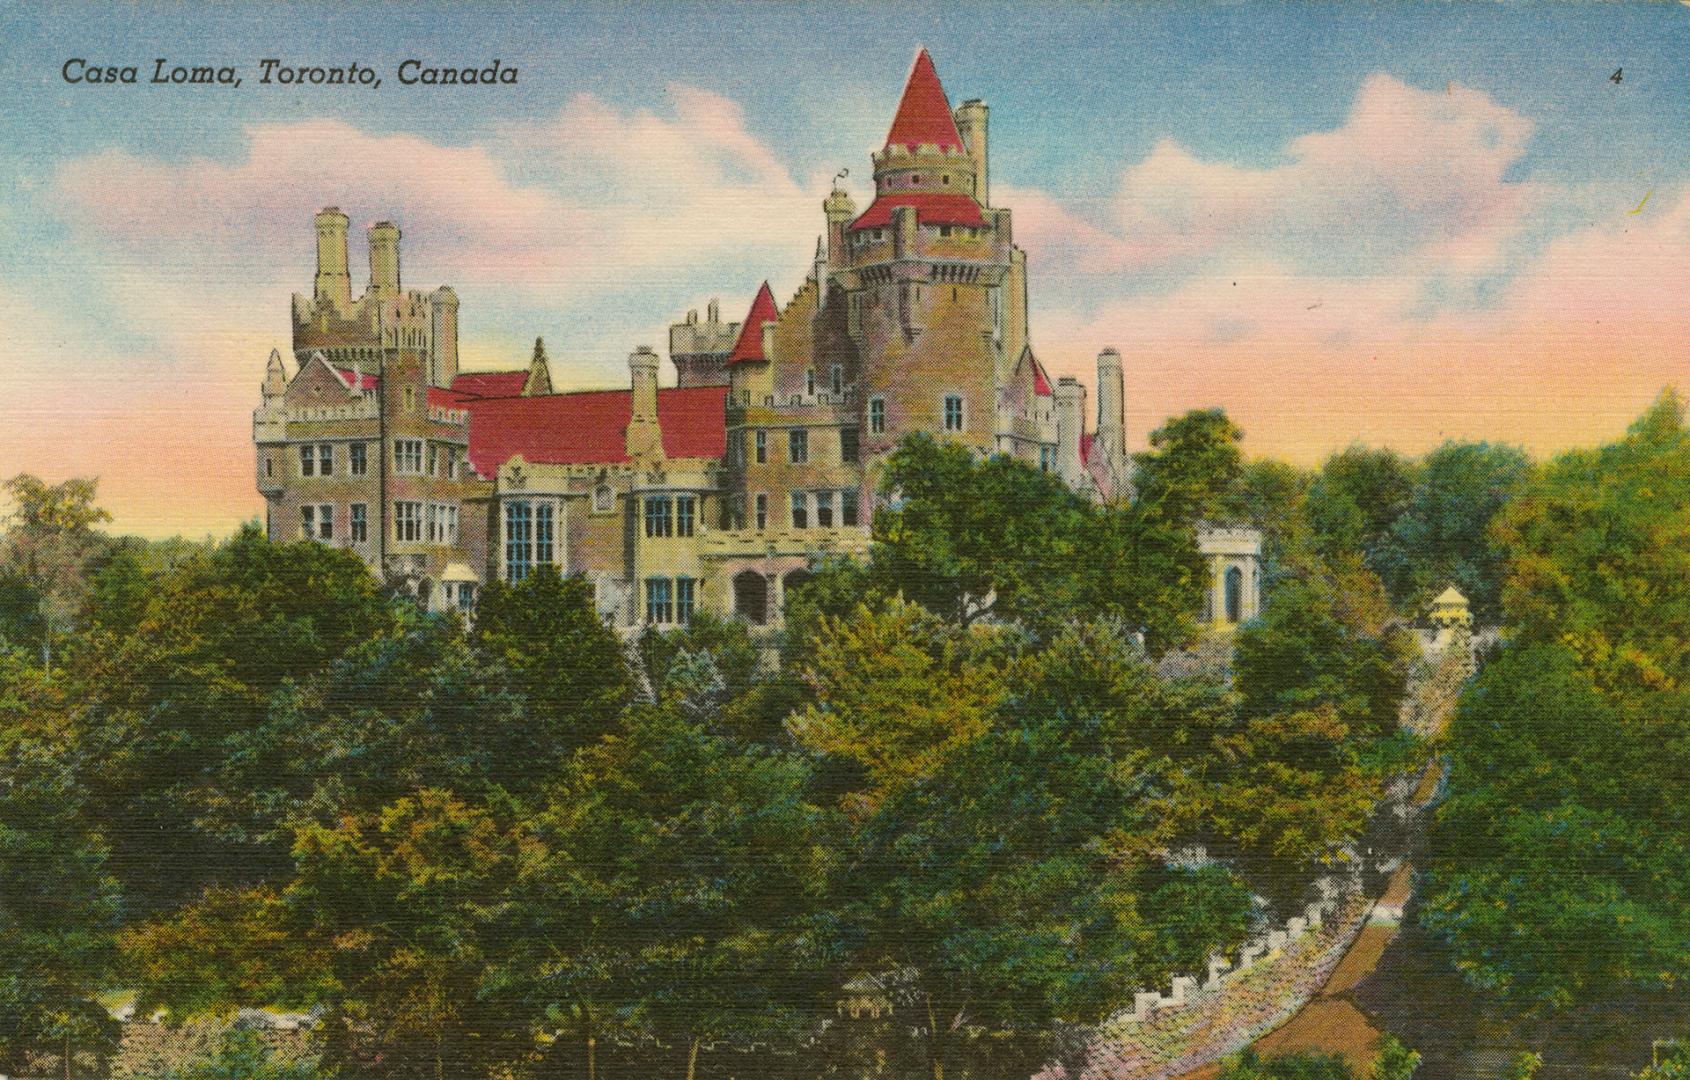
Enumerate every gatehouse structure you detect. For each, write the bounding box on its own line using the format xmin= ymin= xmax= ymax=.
xmin=253 ymin=49 xmax=1262 ymax=631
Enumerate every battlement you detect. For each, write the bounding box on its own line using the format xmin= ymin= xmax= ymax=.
xmin=1196 ymin=524 xmax=1264 ymax=557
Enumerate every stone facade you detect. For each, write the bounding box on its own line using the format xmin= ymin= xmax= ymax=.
xmin=254 ymin=49 xmax=1259 ymax=631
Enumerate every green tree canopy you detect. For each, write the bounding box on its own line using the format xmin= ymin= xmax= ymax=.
xmin=1132 ymin=408 xmax=1245 ymax=524
xmin=1424 ymin=394 xmax=1690 ymax=1010
xmin=1305 ymin=445 xmax=1417 ymax=563
xmin=1372 ymin=440 xmax=1531 ymax=619
xmin=0 ymin=661 xmax=123 ymax=1077
xmin=470 ymin=566 xmax=634 ymax=757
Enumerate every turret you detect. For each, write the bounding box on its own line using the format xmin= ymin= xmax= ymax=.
xmin=954 ymin=99 xmax=989 ymax=206
xmin=430 ymin=286 xmax=459 ymax=387
xmin=1093 ymin=347 xmax=1129 ymax=499
xmin=625 ymin=346 xmax=664 ymax=463
xmin=1054 ymin=377 xmax=1089 ymax=491
xmin=368 ymin=221 xmax=401 ymax=298
xmin=263 ymin=347 xmax=288 ymax=399
xmin=313 ymin=208 xmax=351 ymax=311
xmin=824 ymin=185 xmax=856 ymax=269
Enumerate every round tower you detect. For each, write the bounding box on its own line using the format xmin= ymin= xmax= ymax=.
xmin=368 ymin=221 xmax=401 ymax=298
xmin=1093 ymin=347 xmax=1127 ymax=497
xmin=313 ymin=207 xmax=351 ymax=311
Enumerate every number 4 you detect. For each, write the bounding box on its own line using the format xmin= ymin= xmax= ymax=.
xmin=1611 ymin=68 xmax=1623 ymax=84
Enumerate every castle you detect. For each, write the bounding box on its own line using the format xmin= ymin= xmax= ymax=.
xmin=254 ymin=50 xmax=1261 ymax=631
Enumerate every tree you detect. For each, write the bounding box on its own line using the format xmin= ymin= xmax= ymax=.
xmin=847 ymin=623 xmax=1196 ymax=1080
xmin=1496 ymin=392 xmax=1690 ymax=686
xmin=77 ymin=523 xmax=392 ymax=912
xmin=1422 ymin=644 xmax=1690 ymax=1007
xmin=1424 ymin=396 xmax=1690 ymax=1010
xmin=1 ymin=474 xmax=112 ymax=672
xmin=1132 ymin=408 xmax=1245 ymax=525
xmin=471 ymin=566 xmax=634 ymax=757
xmin=1072 ymin=501 xmax=1207 ymax=653
xmin=289 ymin=788 xmax=526 ymax=1079
xmin=1371 ymin=1034 xmax=1422 ymax=1080
xmin=521 ymin=705 xmax=838 ymax=1080
xmin=1372 ymin=440 xmax=1531 ymax=619
xmin=790 ymin=598 xmax=1014 ymax=811
xmin=1305 ymin=445 xmax=1417 ymax=563
xmin=873 ymin=433 xmax=1093 ymax=629
xmin=121 ymin=886 xmax=333 ymax=1021
xmin=0 ymin=660 xmax=123 ymax=1078
xmin=1218 ymin=1048 xmax=1355 ymax=1079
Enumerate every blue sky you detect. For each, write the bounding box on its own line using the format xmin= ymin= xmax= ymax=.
xmin=0 ymin=2 xmax=1685 ymax=535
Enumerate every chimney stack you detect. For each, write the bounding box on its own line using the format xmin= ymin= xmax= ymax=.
xmin=625 ymin=346 xmax=664 ymax=463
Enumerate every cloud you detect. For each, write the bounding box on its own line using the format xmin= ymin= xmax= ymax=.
xmin=1008 ymin=74 xmax=1543 ymax=292
xmin=53 ymin=84 xmax=826 ymax=296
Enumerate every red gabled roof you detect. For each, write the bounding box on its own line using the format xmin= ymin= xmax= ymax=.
xmin=1031 ymin=357 xmax=1053 ymax=397
xmin=452 ymin=370 xmax=529 ymax=398
xmin=330 ymin=364 xmax=379 ymax=391
xmin=726 ymin=283 xmax=779 ymax=365
xmin=885 ymin=49 xmax=964 ymax=151
xmin=464 ymin=386 xmax=728 ymax=477
xmin=849 ymin=192 xmax=987 ymax=232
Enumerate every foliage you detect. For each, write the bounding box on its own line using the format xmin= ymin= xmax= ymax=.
xmin=846 ymin=622 xmax=1200 ymax=1080
xmin=872 ymin=433 xmax=1094 ymax=628
xmin=1133 ymin=408 xmax=1245 ymax=524
xmin=1636 ymin=1043 xmax=1690 ymax=1079
xmin=0 ymin=672 xmax=123 ymax=1076
xmin=75 ymin=524 xmax=394 ymax=911
xmin=1372 ymin=440 xmax=1531 ymax=619
xmin=1496 ymin=392 xmax=1690 ymax=686
xmin=1305 ymin=445 xmax=1417 ymax=564
xmin=1424 ymin=396 xmax=1690 ymax=1011
xmin=1422 ymin=646 xmax=1689 ymax=1007
xmin=1371 ymin=1034 xmax=1421 ymax=1080
xmin=1 ymin=473 xmax=112 ymax=670
xmin=140 ymin=1028 xmax=331 ymax=1080
xmin=122 ymin=887 xmax=332 ymax=1019
xmin=790 ymin=598 xmax=1015 ymax=810
xmin=519 ymin=704 xmax=838 ymax=1079
xmin=471 ymin=565 xmax=633 ymax=757
xmin=288 ymin=788 xmax=528 ymax=1078
xmin=1504 ymin=1050 xmax=1543 ymax=1079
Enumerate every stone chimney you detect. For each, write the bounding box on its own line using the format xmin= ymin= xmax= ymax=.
xmin=625 ymin=346 xmax=664 ymax=463
xmin=1054 ymin=376 xmax=1090 ymax=491
xmin=1094 ymin=347 xmax=1129 ymax=499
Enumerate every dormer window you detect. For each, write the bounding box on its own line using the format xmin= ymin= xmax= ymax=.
xmin=911 ymin=174 xmax=921 ymax=184
xmin=941 ymin=174 xmax=951 ymax=185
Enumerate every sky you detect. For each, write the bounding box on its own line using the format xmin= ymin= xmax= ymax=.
xmin=0 ymin=1 xmax=1686 ymax=537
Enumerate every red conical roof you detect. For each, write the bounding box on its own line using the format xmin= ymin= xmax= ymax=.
xmin=727 ymin=282 xmax=779 ymax=364
xmin=884 ymin=49 xmax=964 ymax=152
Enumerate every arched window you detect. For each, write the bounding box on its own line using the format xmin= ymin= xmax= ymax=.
xmin=734 ymin=571 xmax=768 ymax=625
xmin=1225 ymin=566 xmax=1243 ymax=624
